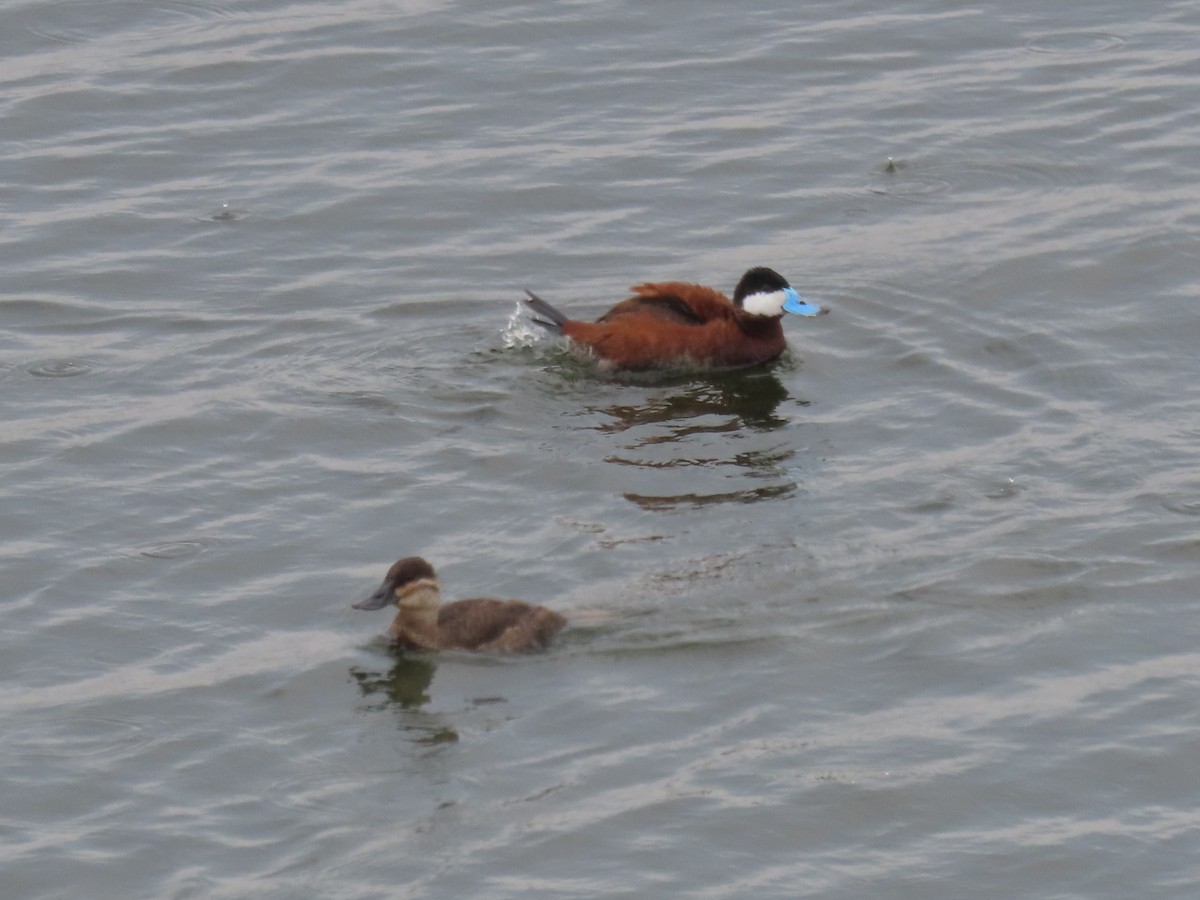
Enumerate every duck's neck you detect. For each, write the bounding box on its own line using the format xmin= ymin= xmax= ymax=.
xmin=389 ymin=578 xmax=443 ymax=649
xmin=734 ymin=308 xmax=784 ymax=334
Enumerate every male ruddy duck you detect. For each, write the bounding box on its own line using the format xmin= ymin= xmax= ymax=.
xmin=524 ymin=266 xmax=823 ymax=372
xmin=352 ymin=556 xmax=566 ymax=652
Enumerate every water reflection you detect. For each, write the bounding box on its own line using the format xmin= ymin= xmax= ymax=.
xmin=349 ymin=657 xmax=459 ymax=744
xmin=623 ymin=481 xmax=796 ymax=511
xmin=350 ymin=656 xmax=437 ymax=709
xmin=590 ymin=369 xmax=812 ymax=511
xmin=594 ymin=369 xmax=795 ymax=436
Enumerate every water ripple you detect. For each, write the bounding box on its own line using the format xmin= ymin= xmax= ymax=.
xmin=864 ymin=156 xmax=1081 ymax=203
xmin=137 ymin=539 xmax=208 ymax=560
xmin=22 ymin=0 xmax=236 ymax=45
xmin=1025 ymin=31 xmax=1127 ymax=54
xmin=26 ymin=358 xmax=93 ymax=378
xmin=3 ymin=712 xmax=158 ymax=762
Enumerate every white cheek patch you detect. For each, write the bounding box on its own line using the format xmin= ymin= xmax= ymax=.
xmin=741 ymin=289 xmax=787 ymax=317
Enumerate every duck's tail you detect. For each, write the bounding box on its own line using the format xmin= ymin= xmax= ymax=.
xmin=524 ymin=290 xmax=568 ymax=335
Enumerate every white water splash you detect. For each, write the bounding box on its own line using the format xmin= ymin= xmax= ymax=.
xmin=501 ymin=299 xmax=545 ymax=349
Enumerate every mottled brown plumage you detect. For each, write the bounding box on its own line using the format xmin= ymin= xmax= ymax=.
xmin=352 ymin=556 xmax=566 ymax=652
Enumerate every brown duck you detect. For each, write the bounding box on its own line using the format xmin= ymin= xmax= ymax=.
xmin=523 ymin=266 xmax=824 ymax=372
xmin=352 ymin=556 xmax=566 ymax=652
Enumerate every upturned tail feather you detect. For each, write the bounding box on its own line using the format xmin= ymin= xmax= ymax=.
xmin=524 ymin=290 xmax=567 ymax=335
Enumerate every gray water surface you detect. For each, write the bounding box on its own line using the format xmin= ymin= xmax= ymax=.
xmin=3 ymin=1 xmax=1200 ymax=897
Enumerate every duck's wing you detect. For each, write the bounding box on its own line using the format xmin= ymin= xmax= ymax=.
xmin=437 ymin=599 xmax=512 ymax=648
xmin=599 ymin=293 xmax=704 ymax=325
xmin=438 ymin=599 xmax=565 ymax=651
xmin=598 ymin=282 xmax=734 ymax=326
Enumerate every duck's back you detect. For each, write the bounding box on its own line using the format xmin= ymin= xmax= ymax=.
xmin=598 ymin=282 xmax=736 ymax=326
xmin=559 ymin=281 xmax=783 ymax=371
xmin=437 ymin=598 xmax=567 ymax=651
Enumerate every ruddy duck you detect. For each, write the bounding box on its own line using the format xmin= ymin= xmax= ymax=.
xmin=524 ymin=266 xmax=823 ymax=372
xmin=352 ymin=557 xmax=566 ymax=652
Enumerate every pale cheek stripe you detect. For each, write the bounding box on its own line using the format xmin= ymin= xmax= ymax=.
xmin=742 ymin=289 xmax=787 ymax=317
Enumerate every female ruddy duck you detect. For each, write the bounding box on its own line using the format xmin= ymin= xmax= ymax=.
xmin=352 ymin=556 xmax=566 ymax=652
xmin=524 ymin=266 xmax=823 ymax=372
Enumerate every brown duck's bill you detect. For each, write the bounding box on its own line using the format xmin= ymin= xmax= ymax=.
xmin=352 ymin=581 xmax=391 ymax=610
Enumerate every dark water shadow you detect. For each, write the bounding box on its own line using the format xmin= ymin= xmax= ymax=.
xmin=351 ymin=655 xmax=437 ymax=710
xmin=592 ymin=367 xmax=797 ymax=435
xmin=349 ymin=656 xmax=460 ymax=744
xmin=622 ymin=481 xmax=797 ymax=511
xmin=587 ymin=367 xmax=813 ymax=511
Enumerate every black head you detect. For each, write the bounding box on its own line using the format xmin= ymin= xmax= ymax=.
xmin=732 ymin=267 xmax=790 ymax=307
xmin=352 ymin=556 xmax=438 ymax=610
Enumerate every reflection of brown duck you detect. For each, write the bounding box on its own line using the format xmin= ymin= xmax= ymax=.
xmin=595 ymin=370 xmax=793 ymax=438
xmin=352 ymin=557 xmax=566 ymax=652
